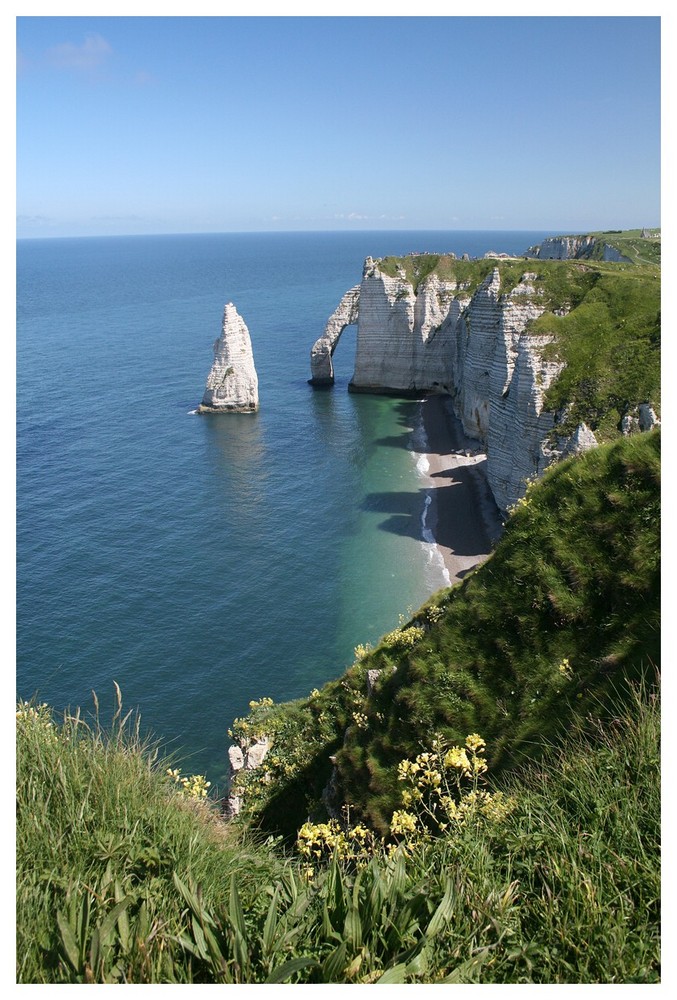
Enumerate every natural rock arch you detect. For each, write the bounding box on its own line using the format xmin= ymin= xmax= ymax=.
xmin=308 ymin=285 xmax=360 ymax=386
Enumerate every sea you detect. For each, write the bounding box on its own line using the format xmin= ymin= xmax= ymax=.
xmin=16 ymin=229 xmax=550 ymax=788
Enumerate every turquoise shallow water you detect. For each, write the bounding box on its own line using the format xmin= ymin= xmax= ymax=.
xmin=16 ymin=230 xmax=549 ymax=786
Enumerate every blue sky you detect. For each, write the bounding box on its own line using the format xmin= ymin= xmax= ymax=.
xmin=16 ymin=14 xmax=661 ymax=238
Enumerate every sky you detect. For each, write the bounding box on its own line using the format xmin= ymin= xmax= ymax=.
xmin=15 ymin=11 xmax=662 ymax=237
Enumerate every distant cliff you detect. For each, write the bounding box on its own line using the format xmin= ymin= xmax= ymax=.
xmin=524 ymin=235 xmax=632 ymax=263
xmin=310 ymin=254 xmax=660 ymax=513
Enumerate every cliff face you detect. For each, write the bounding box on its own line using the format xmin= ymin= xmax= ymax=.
xmin=199 ymin=303 xmax=259 ymax=413
xmin=525 ymin=235 xmax=632 ymax=263
xmin=310 ymin=260 xmax=598 ymax=512
xmin=451 ymin=270 xmax=576 ymax=512
xmin=349 ymin=257 xmax=462 ymax=394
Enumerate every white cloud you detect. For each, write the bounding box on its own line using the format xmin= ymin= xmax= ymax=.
xmin=46 ymin=34 xmax=112 ymax=72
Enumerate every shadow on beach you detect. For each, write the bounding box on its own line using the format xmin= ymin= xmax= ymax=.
xmin=362 ymin=465 xmax=491 ymax=559
xmin=364 ymin=394 xmax=504 ymax=580
xmin=372 ymin=396 xmax=481 ymax=457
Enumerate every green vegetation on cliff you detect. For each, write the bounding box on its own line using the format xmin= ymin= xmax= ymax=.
xmin=228 ymin=431 xmax=659 ymax=837
xmin=537 ymin=267 xmax=660 ymax=438
xmin=576 ymin=229 xmax=661 ymax=267
xmin=16 ymin=681 xmax=660 ymax=982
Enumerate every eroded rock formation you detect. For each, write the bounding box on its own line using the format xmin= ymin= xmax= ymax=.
xmin=310 ymin=260 xmax=600 ymax=512
xmin=309 ymin=286 xmax=360 ymax=385
xmin=199 ymin=302 xmax=259 ymax=413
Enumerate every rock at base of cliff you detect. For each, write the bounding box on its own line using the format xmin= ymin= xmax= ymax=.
xmin=197 ymin=401 xmax=258 ymax=414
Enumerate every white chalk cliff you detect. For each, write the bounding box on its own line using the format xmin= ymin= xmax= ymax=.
xmin=310 ymin=259 xmax=599 ymax=512
xmin=525 ymin=236 xmax=631 ymax=263
xmin=199 ymin=303 xmax=259 ymax=413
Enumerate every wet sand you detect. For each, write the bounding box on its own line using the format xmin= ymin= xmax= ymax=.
xmin=419 ymin=395 xmax=504 ymax=587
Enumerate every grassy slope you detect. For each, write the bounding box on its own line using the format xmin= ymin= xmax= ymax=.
xmin=336 ymin=431 xmax=660 ymax=831
xmin=536 ymin=265 xmax=660 ymax=437
xmin=583 ymin=230 xmax=660 ymax=267
xmin=16 ymin=675 xmax=660 ymax=983
xmin=226 ymin=431 xmax=659 ymax=839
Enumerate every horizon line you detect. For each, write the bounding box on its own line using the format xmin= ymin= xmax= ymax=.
xmin=16 ymin=225 xmax=661 ymax=242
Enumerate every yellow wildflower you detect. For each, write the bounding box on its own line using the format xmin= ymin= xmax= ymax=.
xmin=465 ymin=733 xmax=486 ymax=753
xmin=444 ymin=747 xmax=471 ymax=774
xmin=390 ymin=810 xmax=418 ymax=836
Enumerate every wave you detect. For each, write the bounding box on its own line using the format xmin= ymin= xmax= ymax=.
xmin=411 ymin=406 xmax=451 ymax=589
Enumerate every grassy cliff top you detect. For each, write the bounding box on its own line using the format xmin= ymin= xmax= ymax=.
xmin=565 ymin=229 xmax=661 ymax=266
xmin=377 ymin=228 xmax=660 ymax=285
xmin=521 ymin=229 xmax=660 ymax=266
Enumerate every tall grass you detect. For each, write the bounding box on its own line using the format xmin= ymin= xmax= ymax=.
xmin=17 ymin=683 xmax=659 ymax=982
xmin=15 ymin=689 xmax=282 ymax=982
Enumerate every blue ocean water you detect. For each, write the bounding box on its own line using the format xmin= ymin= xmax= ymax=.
xmin=16 ymin=230 xmax=549 ymax=786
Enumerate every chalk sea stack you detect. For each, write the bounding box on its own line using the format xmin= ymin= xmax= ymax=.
xmin=198 ymin=302 xmax=259 ymax=413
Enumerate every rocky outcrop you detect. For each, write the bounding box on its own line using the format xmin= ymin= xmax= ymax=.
xmin=309 ymin=286 xmax=360 ymax=385
xmin=224 ymin=735 xmax=270 ymax=818
xmin=524 ymin=235 xmax=632 ymax=264
xmin=198 ymin=303 xmax=259 ymax=413
xmin=622 ymin=403 xmax=661 ymax=436
xmin=639 ymin=404 xmax=661 ymax=431
xmin=310 ymin=260 xmax=601 ymax=512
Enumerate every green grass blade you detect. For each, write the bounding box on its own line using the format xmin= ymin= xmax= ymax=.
xmin=264 ymin=956 xmax=319 ymax=983
xmin=56 ymin=910 xmax=81 ymax=974
xmin=425 ymin=879 xmax=455 ymax=939
xmin=97 ymin=897 xmax=133 ymax=948
xmin=377 ymin=962 xmax=408 ymax=983
xmin=228 ymin=873 xmax=248 ymax=944
xmin=322 ymin=941 xmax=348 ymax=982
xmin=262 ymin=886 xmax=280 ymax=958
